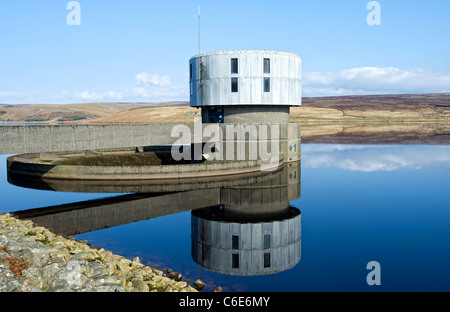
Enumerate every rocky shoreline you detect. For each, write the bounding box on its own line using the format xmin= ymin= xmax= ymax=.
xmin=0 ymin=213 xmax=216 ymax=292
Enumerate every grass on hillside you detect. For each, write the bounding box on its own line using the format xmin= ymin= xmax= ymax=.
xmin=52 ymin=152 xmax=189 ymax=166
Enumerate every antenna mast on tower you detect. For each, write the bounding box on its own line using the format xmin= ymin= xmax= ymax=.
xmin=198 ymin=6 xmax=201 ymax=55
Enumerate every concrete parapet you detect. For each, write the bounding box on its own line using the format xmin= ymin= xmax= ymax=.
xmin=4 ymin=122 xmax=300 ymax=182
xmin=0 ymin=122 xmax=300 ymax=156
xmin=0 ymin=124 xmax=191 ymax=155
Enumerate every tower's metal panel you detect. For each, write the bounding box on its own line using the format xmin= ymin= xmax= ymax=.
xmin=189 ymin=50 xmax=302 ymax=108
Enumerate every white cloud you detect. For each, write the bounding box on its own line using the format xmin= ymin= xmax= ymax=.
xmin=103 ymin=91 xmax=123 ymax=100
xmin=303 ymin=67 xmax=450 ymax=97
xmin=130 ymin=84 xmax=188 ymax=100
xmin=0 ymin=91 xmax=26 ymax=98
xmin=0 ymin=91 xmax=44 ymax=104
xmin=74 ymin=90 xmax=123 ymax=101
xmin=135 ymin=72 xmax=171 ymax=87
xmin=70 ymin=73 xmax=187 ymax=103
xmin=3 ymin=66 xmax=449 ymax=104
xmin=36 ymin=72 xmax=186 ymax=103
xmin=302 ymin=144 xmax=450 ymax=172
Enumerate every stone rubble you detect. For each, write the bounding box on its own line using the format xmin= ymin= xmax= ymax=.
xmin=0 ymin=213 xmax=211 ymax=292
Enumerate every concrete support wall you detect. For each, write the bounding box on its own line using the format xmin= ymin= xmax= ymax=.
xmin=0 ymin=124 xmax=193 ymax=155
xmin=0 ymin=123 xmax=300 ymax=163
xmin=209 ymin=105 xmax=290 ymax=124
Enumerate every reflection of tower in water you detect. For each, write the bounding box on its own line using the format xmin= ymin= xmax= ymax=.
xmin=191 ymin=161 xmax=301 ymax=276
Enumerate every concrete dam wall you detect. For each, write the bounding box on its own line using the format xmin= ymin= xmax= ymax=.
xmin=0 ymin=124 xmax=190 ymax=155
xmin=0 ymin=123 xmax=301 ymax=160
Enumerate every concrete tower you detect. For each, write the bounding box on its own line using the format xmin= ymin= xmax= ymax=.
xmin=189 ymin=50 xmax=302 ymax=124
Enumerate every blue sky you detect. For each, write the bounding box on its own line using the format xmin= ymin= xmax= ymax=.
xmin=0 ymin=0 xmax=449 ymax=104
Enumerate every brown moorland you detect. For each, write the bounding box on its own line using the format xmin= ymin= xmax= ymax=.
xmin=1 ymin=93 xmax=449 ymax=144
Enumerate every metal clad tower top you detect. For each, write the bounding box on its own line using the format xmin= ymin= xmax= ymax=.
xmin=189 ymin=50 xmax=302 ymax=108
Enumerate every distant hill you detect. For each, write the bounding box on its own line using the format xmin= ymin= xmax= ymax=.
xmin=302 ymin=93 xmax=450 ymax=110
xmin=1 ymin=93 xmax=449 ymax=124
xmin=0 ymin=101 xmax=194 ymax=124
xmin=293 ymin=93 xmax=450 ymax=123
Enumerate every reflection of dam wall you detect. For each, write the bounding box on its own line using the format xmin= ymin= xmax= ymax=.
xmin=191 ymin=207 xmax=301 ymax=276
xmin=11 ymin=162 xmax=300 ymax=237
xmin=13 ymin=190 xmax=220 ymax=236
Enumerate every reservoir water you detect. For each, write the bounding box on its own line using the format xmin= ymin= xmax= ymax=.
xmin=2 ymin=143 xmax=450 ymax=292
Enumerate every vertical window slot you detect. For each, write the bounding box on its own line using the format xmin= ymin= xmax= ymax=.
xmin=264 ymin=58 xmax=270 ymax=74
xmin=231 ymin=58 xmax=238 ymax=74
xmin=264 ymin=234 xmax=271 ymax=249
xmin=264 ymin=252 xmax=271 ymax=268
xmin=264 ymin=78 xmax=270 ymax=92
xmin=232 ymin=253 xmax=240 ymax=268
xmin=232 ymin=235 xmax=239 ymax=250
xmin=231 ymin=78 xmax=238 ymax=93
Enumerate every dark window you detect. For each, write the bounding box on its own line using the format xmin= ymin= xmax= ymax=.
xmin=264 ymin=234 xmax=270 ymax=249
xmin=264 ymin=58 xmax=270 ymax=74
xmin=231 ymin=78 xmax=238 ymax=93
xmin=232 ymin=253 xmax=239 ymax=268
xmin=264 ymin=78 xmax=270 ymax=92
xmin=206 ymin=107 xmax=224 ymax=123
xmin=264 ymin=252 xmax=270 ymax=268
xmin=231 ymin=58 xmax=238 ymax=74
xmin=232 ymin=235 xmax=239 ymax=250
xmin=190 ymin=63 xmax=193 ymax=79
